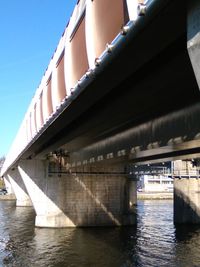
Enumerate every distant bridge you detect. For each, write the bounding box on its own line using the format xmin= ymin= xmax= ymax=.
xmin=2 ymin=0 xmax=200 ymax=227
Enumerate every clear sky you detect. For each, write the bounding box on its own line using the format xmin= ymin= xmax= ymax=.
xmin=0 ymin=0 xmax=77 ymax=157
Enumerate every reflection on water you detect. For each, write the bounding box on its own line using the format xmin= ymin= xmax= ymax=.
xmin=1 ymin=200 xmax=200 ymax=266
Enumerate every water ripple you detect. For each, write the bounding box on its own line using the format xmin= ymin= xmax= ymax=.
xmin=0 ymin=200 xmax=200 ymax=266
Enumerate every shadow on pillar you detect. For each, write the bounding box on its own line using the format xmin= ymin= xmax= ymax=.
xmin=3 ymin=175 xmax=16 ymax=200
xmin=18 ymin=159 xmax=137 ymax=228
xmin=7 ymin=169 xmax=32 ymax=207
xmin=174 ymin=185 xmax=200 ymax=224
xmin=175 ymin=223 xmax=200 ymax=241
xmin=173 ymin=222 xmax=200 ymax=265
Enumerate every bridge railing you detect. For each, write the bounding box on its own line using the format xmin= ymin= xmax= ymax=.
xmin=2 ymin=0 xmax=151 ymax=175
xmin=173 ymin=169 xmax=200 ymax=178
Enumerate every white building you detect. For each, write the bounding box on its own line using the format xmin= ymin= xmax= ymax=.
xmin=139 ymin=175 xmax=173 ymax=192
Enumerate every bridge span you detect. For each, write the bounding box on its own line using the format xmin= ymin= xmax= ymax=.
xmin=2 ymin=0 xmax=200 ymax=227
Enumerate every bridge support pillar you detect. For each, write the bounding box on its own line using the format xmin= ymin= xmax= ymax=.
xmin=187 ymin=0 xmax=200 ymax=89
xmin=17 ymin=159 xmax=136 ymax=227
xmin=7 ymin=169 xmax=32 ymax=207
xmin=68 ymin=164 xmax=137 ymax=227
xmin=174 ymin=177 xmax=200 ymax=223
xmin=129 ymin=176 xmax=137 ymax=208
xmin=18 ymin=159 xmax=74 ymax=228
xmin=4 ymin=174 xmax=14 ymax=194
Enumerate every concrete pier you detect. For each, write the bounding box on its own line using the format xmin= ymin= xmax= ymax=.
xmin=174 ymin=177 xmax=200 ymax=223
xmin=17 ymin=159 xmax=136 ymax=227
xmin=3 ymin=175 xmax=16 ymax=200
xmin=18 ymin=159 xmax=71 ymax=228
xmin=173 ymin=160 xmax=200 ymax=223
xmin=7 ymin=169 xmax=32 ymax=207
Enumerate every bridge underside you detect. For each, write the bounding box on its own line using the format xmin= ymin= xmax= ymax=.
xmin=20 ymin=0 xmax=200 ymax=166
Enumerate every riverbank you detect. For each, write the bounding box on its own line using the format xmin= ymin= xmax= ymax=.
xmin=0 ymin=193 xmax=173 ymax=201
xmin=137 ymin=191 xmax=173 ymax=200
xmin=0 ymin=194 xmax=16 ymax=201
xmin=0 ymin=192 xmax=173 ymax=201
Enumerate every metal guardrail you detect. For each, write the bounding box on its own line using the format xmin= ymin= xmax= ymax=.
xmin=172 ymin=169 xmax=200 ymax=178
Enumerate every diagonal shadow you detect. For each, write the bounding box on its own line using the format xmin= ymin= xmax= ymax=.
xmin=17 ymin=158 xmax=136 ymax=227
xmin=174 ymin=186 xmax=200 ymax=224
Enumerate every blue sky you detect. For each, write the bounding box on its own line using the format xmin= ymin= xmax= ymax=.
xmin=0 ymin=0 xmax=77 ymax=156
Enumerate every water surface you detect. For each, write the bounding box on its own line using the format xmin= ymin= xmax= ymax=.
xmin=1 ymin=200 xmax=200 ymax=267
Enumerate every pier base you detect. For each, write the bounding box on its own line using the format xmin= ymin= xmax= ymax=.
xmin=18 ymin=159 xmax=136 ymax=227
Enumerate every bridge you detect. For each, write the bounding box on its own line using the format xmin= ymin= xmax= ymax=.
xmin=1 ymin=0 xmax=200 ymax=227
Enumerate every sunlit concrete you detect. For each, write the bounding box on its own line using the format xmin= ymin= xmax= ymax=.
xmin=18 ymin=159 xmax=75 ymax=228
xmin=17 ymin=159 xmax=136 ymax=227
xmin=7 ymin=169 xmax=32 ymax=207
xmin=4 ymin=174 xmax=16 ymax=199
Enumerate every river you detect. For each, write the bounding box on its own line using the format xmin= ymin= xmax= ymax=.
xmin=0 ymin=200 xmax=200 ymax=267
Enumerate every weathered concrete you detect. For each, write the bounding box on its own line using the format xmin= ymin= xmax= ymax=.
xmin=17 ymin=159 xmax=136 ymax=228
xmin=174 ymin=177 xmax=200 ymax=223
xmin=7 ymin=169 xmax=32 ymax=207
